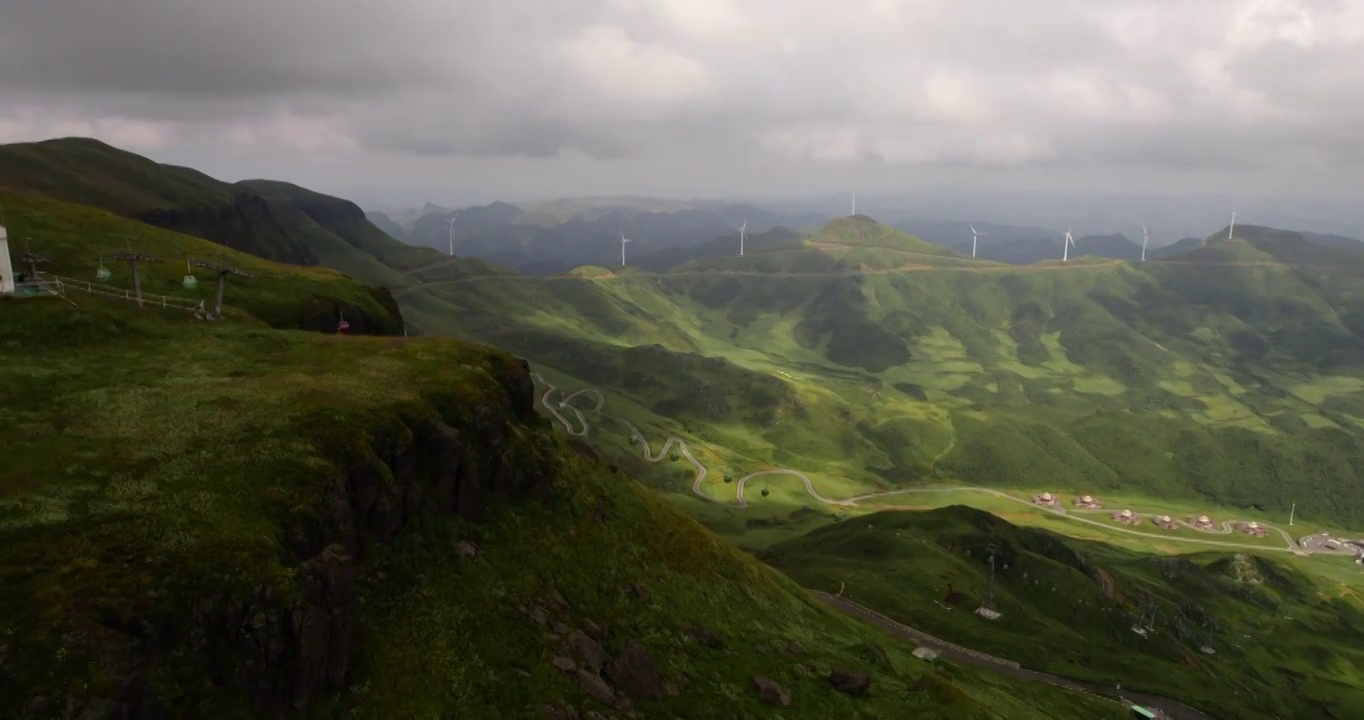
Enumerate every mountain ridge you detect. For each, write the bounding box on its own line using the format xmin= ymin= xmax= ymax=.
xmin=0 ymin=137 xmax=444 ymax=287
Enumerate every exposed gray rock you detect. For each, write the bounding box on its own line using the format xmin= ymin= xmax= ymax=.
xmin=750 ymin=675 xmax=791 ymax=706
xmin=571 ymin=632 xmax=609 ymax=673
xmin=682 ymin=624 xmax=725 ymax=650
xmin=604 ymin=641 xmax=662 ymax=699
xmin=829 ymin=668 xmax=872 ymax=696
xmin=577 ymin=669 xmax=616 ymax=703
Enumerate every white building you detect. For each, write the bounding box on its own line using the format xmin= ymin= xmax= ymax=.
xmin=0 ymin=224 xmax=14 ymax=295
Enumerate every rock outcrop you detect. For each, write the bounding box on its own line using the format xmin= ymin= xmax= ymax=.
xmin=828 ymin=668 xmax=872 ymax=696
xmin=19 ymin=357 xmax=554 ymax=719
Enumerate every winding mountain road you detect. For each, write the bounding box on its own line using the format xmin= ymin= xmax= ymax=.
xmin=532 ymin=374 xmax=1303 ymax=554
xmin=814 ymin=592 xmax=1219 ymax=720
xmin=532 ymin=373 xmax=1316 ymax=719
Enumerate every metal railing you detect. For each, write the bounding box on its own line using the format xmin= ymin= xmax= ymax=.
xmin=48 ymin=275 xmax=205 ymax=312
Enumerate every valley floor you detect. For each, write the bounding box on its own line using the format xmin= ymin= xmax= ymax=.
xmin=532 ymin=371 xmax=1358 ymax=561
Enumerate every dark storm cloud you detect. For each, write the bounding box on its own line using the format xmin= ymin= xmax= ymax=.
xmin=0 ymin=0 xmax=450 ymax=98
xmin=0 ymin=0 xmax=1361 ymax=195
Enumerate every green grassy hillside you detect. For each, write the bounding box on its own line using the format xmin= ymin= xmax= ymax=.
xmin=762 ymin=505 xmax=1364 ymax=720
xmin=400 ymin=218 xmax=1364 ymax=532
xmin=0 ymin=138 xmax=444 ymax=286
xmin=0 ymin=295 xmax=1125 ymax=719
xmin=1 ymin=192 xmax=403 ymax=333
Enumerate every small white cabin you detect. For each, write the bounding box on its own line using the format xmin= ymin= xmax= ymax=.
xmin=0 ymin=224 xmax=14 ymax=294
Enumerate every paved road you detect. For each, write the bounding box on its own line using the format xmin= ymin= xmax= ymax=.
xmin=533 ymin=375 xmax=1305 ymax=556
xmin=734 ymin=468 xmax=853 ymax=509
xmin=852 ymin=488 xmax=1300 ymax=553
xmin=814 ymin=592 xmax=1220 ymax=720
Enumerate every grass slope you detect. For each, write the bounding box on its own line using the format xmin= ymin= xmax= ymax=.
xmin=0 ymin=297 xmax=1122 ymax=720
xmin=0 ymin=192 xmax=403 ymax=333
xmin=401 ymin=218 xmax=1364 ymax=532
xmin=761 ymin=505 xmax=1364 ymax=720
xmin=0 ymin=137 xmax=444 ymax=287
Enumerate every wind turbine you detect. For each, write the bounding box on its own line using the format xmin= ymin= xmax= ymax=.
xmin=1062 ymin=228 xmax=1076 ymax=262
xmin=738 ymin=218 xmax=747 ymax=257
xmin=970 ymin=224 xmax=988 ymax=259
xmin=850 ymin=192 xmax=857 ymax=216
xmin=444 ymin=215 xmax=457 ymax=257
xmin=619 ymin=231 xmax=632 ymax=267
xmin=1141 ymin=224 xmax=1149 ymax=262
xmin=1228 ymin=211 xmax=1237 ymax=240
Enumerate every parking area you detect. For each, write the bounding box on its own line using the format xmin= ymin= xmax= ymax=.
xmin=1298 ymin=533 xmax=1364 ymax=555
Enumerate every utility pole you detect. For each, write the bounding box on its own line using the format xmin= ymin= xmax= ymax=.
xmin=975 ymin=545 xmax=1002 ymax=620
xmin=108 ymin=236 xmax=162 ymax=308
xmin=985 ymin=549 xmax=997 ymax=610
xmin=189 ymin=259 xmax=254 ymax=318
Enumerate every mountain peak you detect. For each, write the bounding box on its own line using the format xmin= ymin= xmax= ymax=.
xmin=809 ymin=215 xmax=965 ymax=259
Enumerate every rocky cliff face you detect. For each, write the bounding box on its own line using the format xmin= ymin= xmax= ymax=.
xmin=17 ymin=358 xmax=554 ymax=720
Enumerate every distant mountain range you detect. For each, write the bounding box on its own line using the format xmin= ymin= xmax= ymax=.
xmin=363 ymin=199 xmax=825 ymax=275
xmin=364 ymin=201 xmax=1364 ymax=274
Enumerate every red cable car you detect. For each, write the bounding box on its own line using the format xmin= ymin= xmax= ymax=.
xmin=337 ymin=312 xmax=351 ymax=334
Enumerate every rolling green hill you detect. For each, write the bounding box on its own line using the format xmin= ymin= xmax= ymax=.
xmin=761 ymin=505 xmax=1364 ymax=720
xmin=0 ymin=138 xmax=445 ymax=287
xmin=0 ymin=192 xmax=404 ymax=333
xmin=0 ymin=293 xmax=1127 ymax=719
xmin=400 ymin=216 xmax=1364 ymax=530
xmin=632 ymin=226 xmax=805 ymax=272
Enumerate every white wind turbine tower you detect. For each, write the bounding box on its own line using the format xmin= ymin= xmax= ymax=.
xmin=619 ymin=231 xmax=632 ymax=267
xmin=970 ymin=224 xmax=988 ymax=259
xmin=1062 ymin=228 xmax=1076 ymax=262
xmin=444 ymin=215 xmax=457 ymax=257
xmin=738 ymin=218 xmax=748 ymax=256
xmin=1141 ymin=224 xmax=1149 ymax=262
xmin=1228 ymin=211 xmax=1237 ymax=240
xmin=850 ymin=192 xmax=857 ymax=216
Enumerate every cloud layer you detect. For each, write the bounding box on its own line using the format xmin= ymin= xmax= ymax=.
xmin=1 ymin=0 xmax=1361 ymax=200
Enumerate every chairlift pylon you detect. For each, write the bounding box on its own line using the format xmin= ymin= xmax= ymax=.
xmin=96 ymin=256 xmax=111 ymax=282
xmin=182 ymin=259 xmax=198 ymax=289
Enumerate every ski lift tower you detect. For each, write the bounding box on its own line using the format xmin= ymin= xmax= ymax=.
xmin=109 ymin=236 xmax=163 ymax=308
xmin=20 ymin=238 xmax=49 ymax=283
xmin=189 ymin=259 xmax=254 ymax=319
xmin=975 ymin=545 xmax=1003 ymax=621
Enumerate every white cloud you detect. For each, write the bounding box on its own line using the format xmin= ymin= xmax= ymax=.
xmin=0 ymin=110 xmax=173 ymax=149
xmin=557 ymin=24 xmax=713 ymax=111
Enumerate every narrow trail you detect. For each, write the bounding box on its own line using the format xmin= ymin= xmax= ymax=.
xmin=531 ymin=374 xmax=1304 ymax=554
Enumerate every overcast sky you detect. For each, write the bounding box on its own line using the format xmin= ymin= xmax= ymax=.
xmin=1 ymin=0 xmax=1361 ymax=209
